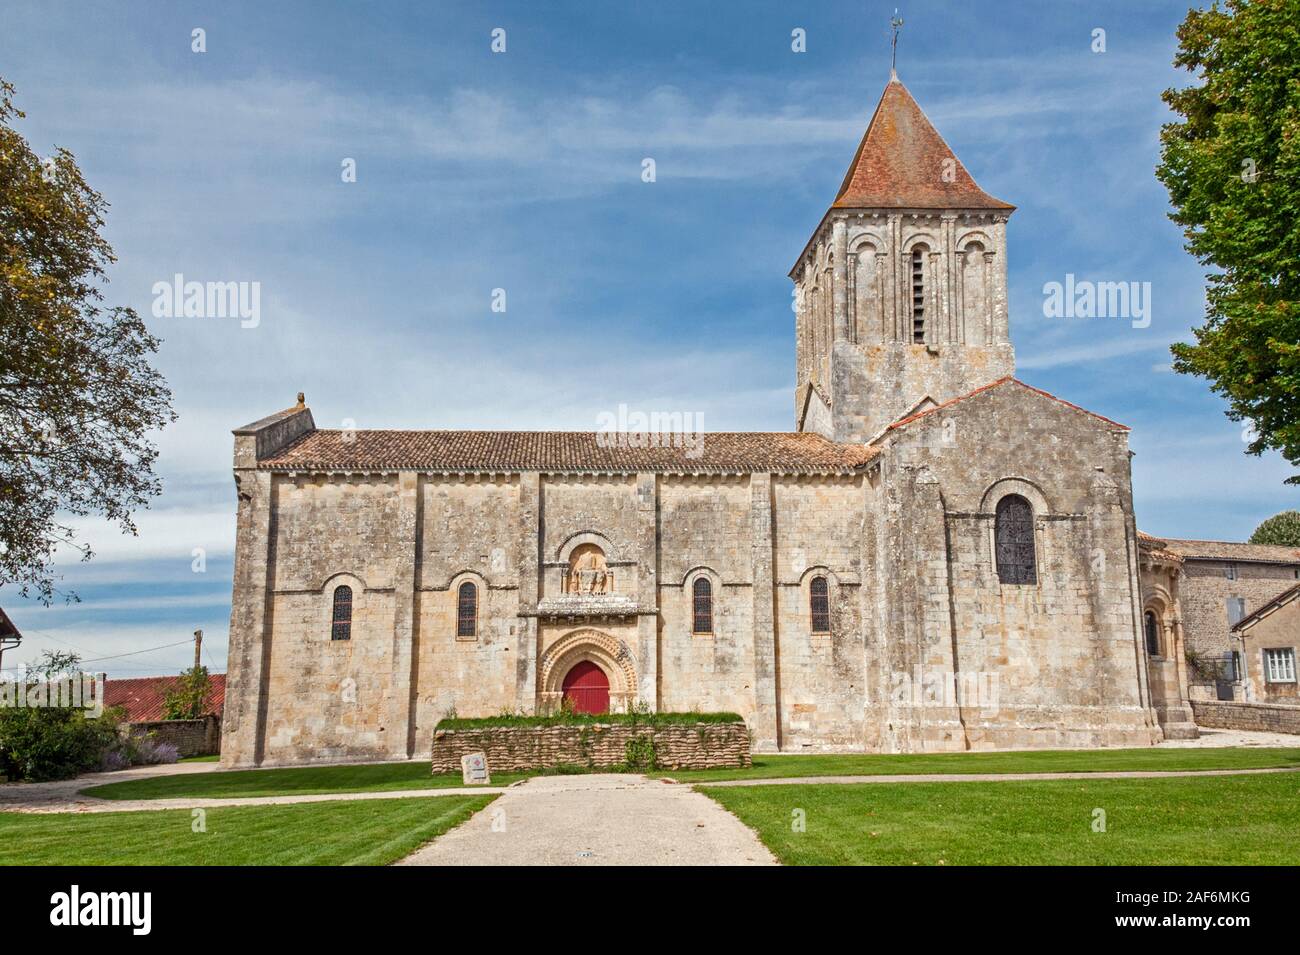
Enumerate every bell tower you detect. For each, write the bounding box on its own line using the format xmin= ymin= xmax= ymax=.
xmin=792 ymin=73 xmax=1016 ymax=442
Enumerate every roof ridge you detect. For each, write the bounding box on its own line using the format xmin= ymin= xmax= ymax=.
xmin=257 ymin=430 xmax=882 ymax=474
xmin=881 ymin=377 xmax=1130 ymax=436
xmin=1232 ymin=582 xmax=1300 ymax=631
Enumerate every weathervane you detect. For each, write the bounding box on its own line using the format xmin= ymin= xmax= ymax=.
xmin=890 ymin=8 xmax=904 ymax=78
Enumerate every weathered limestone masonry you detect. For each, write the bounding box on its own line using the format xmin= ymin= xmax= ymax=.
xmin=1138 ymin=537 xmax=1300 ymax=707
xmin=429 ymin=721 xmax=752 ymax=773
xmin=222 ymin=73 xmax=1166 ymax=768
xmin=791 ymin=78 xmax=1015 ymax=444
xmin=1135 ymin=536 xmax=1199 ymax=739
xmin=124 ymin=716 xmax=222 ymax=758
xmin=1189 ymin=700 xmax=1300 ymax=735
xmin=1156 ymin=540 xmax=1300 ymax=668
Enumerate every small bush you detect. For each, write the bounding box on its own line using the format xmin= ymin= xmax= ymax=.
xmin=624 ymin=734 xmax=657 ymax=771
xmin=0 ymin=703 xmax=126 ymax=782
xmin=132 ymin=737 xmax=180 ymax=766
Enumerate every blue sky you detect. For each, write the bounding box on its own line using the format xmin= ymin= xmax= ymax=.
xmin=1 ymin=1 xmax=1294 ymax=677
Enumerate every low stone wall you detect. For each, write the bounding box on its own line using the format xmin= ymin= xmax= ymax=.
xmin=1190 ymin=700 xmax=1300 ymax=735
xmin=125 ymin=715 xmax=222 ymax=757
xmin=430 ymin=721 xmax=751 ymax=773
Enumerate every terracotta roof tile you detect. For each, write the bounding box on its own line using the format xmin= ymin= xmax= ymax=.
xmin=260 ymin=430 xmax=879 ymax=474
xmin=103 ymin=674 xmax=226 ymax=723
xmin=1159 ymin=538 xmax=1300 ymax=565
xmin=1137 ymin=532 xmax=1183 ymax=563
xmin=833 ymin=78 xmax=1014 ymax=211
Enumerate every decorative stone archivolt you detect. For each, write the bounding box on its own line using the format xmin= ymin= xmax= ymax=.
xmin=680 ymin=565 xmax=721 ymax=589
xmin=319 ymin=570 xmax=369 ymax=594
xmin=956 ymin=229 xmax=993 ymax=250
xmin=978 ymin=476 xmax=1051 ymax=517
xmin=538 ymin=629 xmax=637 ymax=713
xmin=796 ymin=565 xmax=843 ymax=605
xmin=446 ymin=569 xmax=491 ymax=592
xmin=903 ymin=232 xmax=939 ymax=255
xmin=557 ymin=531 xmax=620 ymax=561
xmin=848 ymin=230 xmax=887 ymax=256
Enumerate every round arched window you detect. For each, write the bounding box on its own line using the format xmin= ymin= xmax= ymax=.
xmin=1144 ymin=610 xmax=1161 ymax=657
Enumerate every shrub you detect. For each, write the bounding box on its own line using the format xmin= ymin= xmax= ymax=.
xmin=0 ymin=702 xmax=126 ymax=782
xmin=130 ymin=736 xmax=180 ymax=766
xmin=624 ymin=734 xmax=657 ymax=771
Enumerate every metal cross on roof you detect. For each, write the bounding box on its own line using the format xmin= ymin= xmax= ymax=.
xmin=890 ymin=9 xmax=904 ymax=77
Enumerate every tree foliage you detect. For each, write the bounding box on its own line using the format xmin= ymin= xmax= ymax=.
xmin=0 ymin=77 xmax=175 ymax=604
xmin=0 ymin=650 xmax=124 ymax=782
xmin=1156 ymin=0 xmax=1300 ymax=482
xmin=162 ymin=665 xmax=212 ymax=721
xmin=1249 ymin=509 xmax=1300 ymax=545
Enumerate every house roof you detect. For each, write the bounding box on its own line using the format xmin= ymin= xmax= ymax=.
xmin=259 ymin=430 xmax=880 ymax=475
xmin=1159 ymin=538 xmax=1300 ymax=565
xmin=1232 ymin=583 xmax=1300 ymax=633
xmin=0 ymin=606 xmax=21 ymax=642
xmin=1137 ymin=532 xmax=1184 ymax=564
xmin=103 ymin=674 xmax=226 ymax=723
xmin=879 ymin=376 xmax=1130 ymax=437
xmin=832 ymin=77 xmax=1015 ymax=211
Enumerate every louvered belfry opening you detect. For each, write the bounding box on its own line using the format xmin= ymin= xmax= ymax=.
xmin=911 ymin=249 xmax=925 ymax=343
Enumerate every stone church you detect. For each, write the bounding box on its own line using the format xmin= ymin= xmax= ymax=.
xmin=222 ymin=73 xmax=1175 ymax=768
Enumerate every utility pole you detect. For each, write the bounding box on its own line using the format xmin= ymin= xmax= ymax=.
xmin=193 ymin=629 xmax=203 ymax=672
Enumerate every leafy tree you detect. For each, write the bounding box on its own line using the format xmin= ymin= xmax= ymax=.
xmin=162 ymin=665 xmax=212 ymax=720
xmin=1156 ymin=0 xmax=1300 ymax=482
xmin=0 ymin=650 xmax=124 ymax=781
xmin=1249 ymin=509 xmax=1300 ymax=546
xmin=0 ymin=77 xmax=175 ymax=604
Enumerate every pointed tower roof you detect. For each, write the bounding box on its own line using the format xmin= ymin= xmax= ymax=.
xmin=832 ymin=77 xmax=1014 ymax=211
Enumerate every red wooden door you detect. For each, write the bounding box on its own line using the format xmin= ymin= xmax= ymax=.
xmin=562 ymin=661 xmax=610 ymax=714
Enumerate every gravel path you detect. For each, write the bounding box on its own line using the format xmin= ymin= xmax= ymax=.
xmin=397 ymin=774 xmax=777 ymax=866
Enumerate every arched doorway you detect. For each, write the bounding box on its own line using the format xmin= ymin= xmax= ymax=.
xmin=562 ymin=661 xmax=610 ymax=714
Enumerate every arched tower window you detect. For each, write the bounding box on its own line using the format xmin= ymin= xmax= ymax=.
xmin=331 ymin=585 xmax=353 ymax=641
xmin=692 ymin=577 xmax=713 ymax=634
xmin=994 ymin=495 xmax=1037 ymax=585
xmin=457 ymin=581 xmax=478 ymax=638
xmin=1144 ymin=610 xmax=1161 ymax=657
xmin=911 ymin=247 xmax=927 ymax=344
xmin=810 ymin=576 xmax=831 ymax=633
xmin=961 ymin=241 xmax=988 ymax=345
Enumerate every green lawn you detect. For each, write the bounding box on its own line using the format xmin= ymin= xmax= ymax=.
xmin=81 ymin=760 xmax=526 ymax=801
xmin=659 ymin=746 xmax=1300 ymax=782
xmin=0 ymin=795 xmax=495 ymax=865
xmin=79 ymin=747 xmax=1300 ymax=800
xmin=702 ymin=773 xmax=1300 ymax=865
